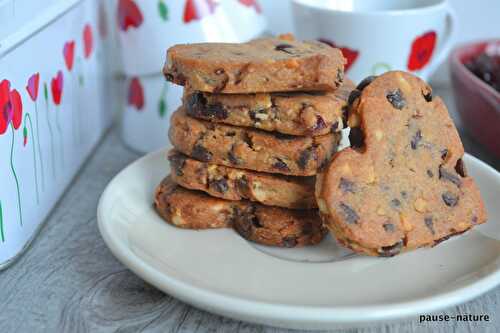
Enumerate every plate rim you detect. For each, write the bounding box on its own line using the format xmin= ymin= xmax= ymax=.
xmin=97 ymin=150 xmax=500 ymax=328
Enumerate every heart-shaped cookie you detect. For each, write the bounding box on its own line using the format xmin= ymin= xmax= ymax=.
xmin=316 ymin=71 xmax=487 ymax=257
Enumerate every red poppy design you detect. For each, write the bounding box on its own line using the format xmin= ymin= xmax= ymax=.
xmin=407 ymin=31 xmax=437 ymax=71
xmin=26 ymin=73 xmax=40 ymax=102
xmin=128 ymin=77 xmax=144 ymax=110
xmin=0 ymin=80 xmax=23 ymax=135
xmin=51 ymin=71 xmax=64 ymax=106
xmin=83 ymin=24 xmax=94 ymax=59
xmin=63 ymin=41 xmax=76 ymax=71
xmin=118 ymin=0 xmax=143 ymax=31
xmin=238 ymin=0 xmax=261 ymax=13
xmin=318 ymin=39 xmax=359 ymax=72
xmin=183 ymin=0 xmax=217 ymax=23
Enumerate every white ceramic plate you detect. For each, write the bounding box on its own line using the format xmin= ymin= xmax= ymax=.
xmin=97 ymin=150 xmax=500 ymax=330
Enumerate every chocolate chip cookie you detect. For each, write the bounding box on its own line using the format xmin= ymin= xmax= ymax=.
xmin=164 ymin=34 xmax=345 ymax=93
xmin=168 ymin=150 xmax=316 ymax=209
xmin=316 ymin=71 xmax=487 ymax=257
xmin=154 ymin=177 xmax=326 ymax=247
xmin=169 ymin=108 xmax=341 ymax=176
xmin=183 ymin=79 xmax=354 ymax=136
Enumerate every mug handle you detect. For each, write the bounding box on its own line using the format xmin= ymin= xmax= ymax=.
xmin=419 ymin=4 xmax=457 ymax=79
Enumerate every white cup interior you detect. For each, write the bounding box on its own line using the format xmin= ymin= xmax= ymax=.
xmin=294 ymin=0 xmax=445 ymax=12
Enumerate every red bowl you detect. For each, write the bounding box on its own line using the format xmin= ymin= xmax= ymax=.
xmin=450 ymin=40 xmax=500 ymax=158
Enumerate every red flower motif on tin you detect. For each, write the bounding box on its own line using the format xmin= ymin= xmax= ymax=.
xmin=26 ymin=73 xmax=40 ymax=102
xmin=63 ymin=41 xmax=76 ymax=71
xmin=183 ymin=0 xmax=217 ymax=23
xmin=51 ymin=71 xmax=64 ymax=106
xmin=407 ymin=31 xmax=437 ymax=71
xmin=83 ymin=24 xmax=94 ymax=59
xmin=318 ymin=39 xmax=359 ymax=72
xmin=128 ymin=77 xmax=144 ymax=111
xmin=0 ymin=80 xmax=23 ymax=135
xmin=238 ymin=0 xmax=261 ymax=13
xmin=118 ymin=0 xmax=143 ymax=31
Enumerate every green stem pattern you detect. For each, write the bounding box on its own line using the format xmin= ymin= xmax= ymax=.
xmin=34 ymin=102 xmax=45 ymax=191
xmin=45 ymin=84 xmax=56 ymax=178
xmin=55 ymin=106 xmax=64 ymax=168
xmin=24 ymin=113 xmax=39 ymax=204
xmin=0 ymin=201 xmax=4 ymax=242
xmin=10 ymin=123 xmax=23 ymax=226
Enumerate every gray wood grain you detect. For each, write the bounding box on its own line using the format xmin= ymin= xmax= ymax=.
xmin=0 ymin=86 xmax=498 ymax=333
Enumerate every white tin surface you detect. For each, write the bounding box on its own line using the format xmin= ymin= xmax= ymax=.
xmin=0 ymin=0 xmax=114 ymax=267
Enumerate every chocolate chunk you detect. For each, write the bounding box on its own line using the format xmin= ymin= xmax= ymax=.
xmin=455 ymin=158 xmax=467 ymax=177
xmin=210 ymin=178 xmax=228 ymax=193
xmin=386 ymin=89 xmax=406 ymax=109
xmin=339 ymin=202 xmax=359 ymax=224
xmin=228 ymin=146 xmax=241 ymax=165
xmin=249 ymin=110 xmax=257 ymax=122
xmin=168 ymin=153 xmax=187 ymax=176
xmin=401 ymin=191 xmax=408 ymax=199
xmin=273 ymin=158 xmax=290 ymax=171
xmin=440 ymin=149 xmax=448 ymax=160
xmin=411 ymin=129 xmax=422 ymax=150
xmin=234 ymin=64 xmax=250 ymax=85
xmin=186 ymin=92 xmax=207 ymax=117
xmin=301 ymin=222 xmax=313 ymax=235
xmin=331 ymin=121 xmax=339 ymax=132
xmin=383 ymin=223 xmax=395 ymax=232
xmin=250 ymin=215 xmax=262 ymax=228
xmin=339 ymin=177 xmax=356 ymax=193
xmin=275 ymin=43 xmax=293 ymax=54
xmin=226 ymin=131 xmax=236 ymax=137
xmin=213 ymin=72 xmax=229 ymax=93
xmin=423 ymin=90 xmax=433 ymax=102
xmin=424 ymin=216 xmax=435 ymax=234
xmin=341 ymin=105 xmax=349 ymax=128
xmin=191 ymin=144 xmax=212 ymax=162
xmin=356 ymin=75 xmax=377 ymax=91
xmin=336 ymin=68 xmax=344 ymax=85
xmin=283 ymin=237 xmax=298 ymax=248
xmin=297 ymin=146 xmax=316 ymax=170
xmin=236 ymin=176 xmax=249 ymax=193
xmin=472 ymin=215 xmax=478 ymax=224
xmin=442 ymin=191 xmax=459 ymax=207
xmin=390 ymin=198 xmax=401 ymax=209
xmin=273 ymin=132 xmax=296 ymax=140
xmin=207 ymin=103 xmax=228 ymax=120
xmin=312 ymin=115 xmax=327 ymax=132
xmin=347 ymin=89 xmax=361 ymax=105
xmin=243 ymin=132 xmax=254 ymax=149
xmin=427 ymin=169 xmax=434 ymax=178
xmin=233 ymin=207 xmax=251 ymax=237
xmin=378 ymin=240 xmax=403 ymax=257
xmin=439 ymin=166 xmax=462 ymax=187
xmin=186 ymin=92 xmax=228 ymax=120
xmin=165 ymin=73 xmax=174 ymax=82
xmin=349 ymin=127 xmax=365 ymax=148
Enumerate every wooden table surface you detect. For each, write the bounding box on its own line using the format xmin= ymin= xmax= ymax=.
xmin=0 ymin=86 xmax=498 ymax=332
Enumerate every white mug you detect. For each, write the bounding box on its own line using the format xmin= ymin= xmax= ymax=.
xmin=116 ymin=0 xmax=267 ymax=76
xmin=292 ymin=0 xmax=456 ymax=83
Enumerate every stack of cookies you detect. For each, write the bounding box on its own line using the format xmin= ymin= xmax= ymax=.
xmin=154 ymin=35 xmax=352 ymax=247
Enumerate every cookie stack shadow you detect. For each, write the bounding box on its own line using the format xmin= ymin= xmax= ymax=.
xmin=154 ymin=35 xmax=352 ymax=248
